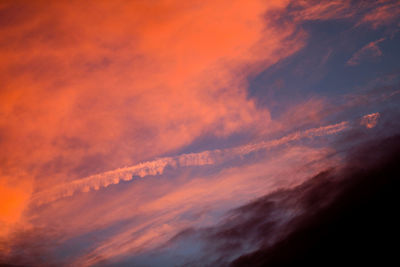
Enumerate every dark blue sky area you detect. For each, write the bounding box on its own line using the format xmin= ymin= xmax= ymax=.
xmin=248 ymin=19 xmax=400 ymax=119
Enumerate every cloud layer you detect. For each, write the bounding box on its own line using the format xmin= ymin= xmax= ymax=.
xmin=0 ymin=0 xmax=306 ymax=234
xmin=32 ymin=120 xmax=350 ymax=206
xmin=127 ymin=130 xmax=400 ymax=267
xmin=1 ymin=0 xmax=400 ymax=265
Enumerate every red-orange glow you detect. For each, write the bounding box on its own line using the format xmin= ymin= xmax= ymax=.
xmin=0 ymin=178 xmax=32 ymax=236
xmin=0 ymin=0 xmax=304 ymax=231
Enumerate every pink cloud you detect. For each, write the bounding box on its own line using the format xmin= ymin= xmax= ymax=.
xmin=360 ymin=112 xmax=380 ymax=129
xmin=32 ymin=120 xmax=349 ymax=206
xmin=347 ymin=38 xmax=385 ymax=66
xmin=359 ymin=0 xmax=400 ymax=29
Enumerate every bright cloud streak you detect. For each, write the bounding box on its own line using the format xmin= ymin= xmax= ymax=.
xmin=31 ymin=120 xmax=349 ymax=206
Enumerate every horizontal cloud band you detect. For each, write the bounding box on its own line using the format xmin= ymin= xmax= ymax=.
xmin=31 ymin=120 xmax=354 ymax=206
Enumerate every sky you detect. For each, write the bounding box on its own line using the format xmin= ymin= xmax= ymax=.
xmin=0 ymin=0 xmax=400 ymax=266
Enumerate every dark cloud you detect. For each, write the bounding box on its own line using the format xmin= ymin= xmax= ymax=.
xmin=162 ymin=129 xmax=400 ymax=267
xmin=0 ymin=227 xmax=61 ymax=267
xmin=230 ymin=134 xmax=400 ymax=266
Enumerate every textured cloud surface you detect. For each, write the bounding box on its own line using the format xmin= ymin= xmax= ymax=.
xmin=1 ymin=0 xmax=400 ymax=266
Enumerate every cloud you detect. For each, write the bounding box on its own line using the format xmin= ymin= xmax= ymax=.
xmin=0 ymin=0 xmax=306 ymax=233
xmin=1 ymin=0 xmax=395 ymax=237
xmin=141 ymin=131 xmax=400 ymax=267
xmin=0 ymin=226 xmax=61 ymax=266
xmin=358 ymin=0 xmax=400 ymax=29
xmin=31 ymin=120 xmax=350 ymax=206
xmin=1 ymin=1 xmax=399 ymax=265
xmin=230 ymin=133 xmax=400 ymax=266
xmin=347 ymin=38 xmax=385 ymax=66
xmin=289 ymin=0 xmax=354 ymax=21
xmin=71 ymin=145 xmax=338 ymax=267
xmin=0 ymin=177 xmax=32 ymax=237
xmin=360 ymin=112 xmax=380 ymax=128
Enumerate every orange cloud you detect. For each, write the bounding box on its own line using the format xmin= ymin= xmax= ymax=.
xmin=0 ymin=177 xmax=32 ymax=237
xmin=0 ymin=0 xmax=305 ymax=231
xmin=31 ymin=119 xmax=349 ymax=206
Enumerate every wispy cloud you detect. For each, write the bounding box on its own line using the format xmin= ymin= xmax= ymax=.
xmin=358 ymin=0 xmax=400 ymax=29
xmin=32 ymin=120 xmax=350 ymax=206
xmin=0 ymin=0 xmax=305 ymax=231
xmin=122 ymin=133 xmax=400 ymax=267
xmin=347 ymin=38 xmax=385 ymax=66
xmin=1 ymin=0 xmax=399 ymax=265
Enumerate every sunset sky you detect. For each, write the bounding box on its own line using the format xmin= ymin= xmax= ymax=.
xmin=1 ymin=1 xmax=400 ymax=266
